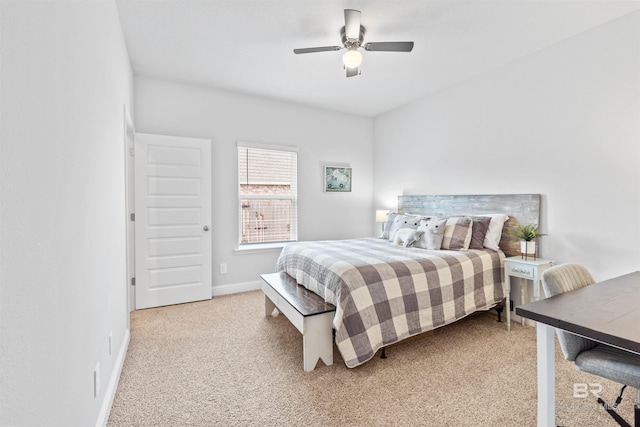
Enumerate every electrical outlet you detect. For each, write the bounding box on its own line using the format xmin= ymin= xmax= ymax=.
xmin=220 ymin=263 xmax=227 ymax=274
xmin=94 ymin=363 xmax=101 ymax=398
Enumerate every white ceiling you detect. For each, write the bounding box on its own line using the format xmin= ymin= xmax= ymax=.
xmin=116 ymin=1 xmax=640 ymax=117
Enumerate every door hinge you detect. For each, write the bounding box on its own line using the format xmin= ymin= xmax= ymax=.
xmin=130 ymin=213 xmax=135 ymax=221
xmin=129 ymin=147 xmax=134 ymax=157
xmin=131 ymin=277 xmax=136 ymax=287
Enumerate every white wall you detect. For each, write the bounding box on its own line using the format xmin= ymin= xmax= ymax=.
xmin=373 ymin=11 xmax=640 ymax=281
xmin=0 ymin=1 xmax=133 ymax=425
xmin=134 ymin=77 xmax=374 ymax=291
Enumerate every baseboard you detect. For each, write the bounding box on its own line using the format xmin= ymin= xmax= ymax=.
xmin=212 ymin=280 xmax=262 ymax=296
xmin=95 ymin=328 xmax=130 ymax=427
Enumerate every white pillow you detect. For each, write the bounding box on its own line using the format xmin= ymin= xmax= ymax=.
xmin=387 ymin=214 xmax=422 ymax=242
xmin=414 ymin=218 xmax=447 ymax=250
xmin=483 ymin=214 xmax=509 ymax=251
xmin=394 ymin=228 xmax=424 ymax=247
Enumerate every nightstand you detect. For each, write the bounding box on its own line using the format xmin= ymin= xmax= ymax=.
xmin=504 ymin=256 xmax=553 ymax=331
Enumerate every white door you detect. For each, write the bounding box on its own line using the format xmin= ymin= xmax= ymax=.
xmin=134 ymin=133 xmax=212 ymax=309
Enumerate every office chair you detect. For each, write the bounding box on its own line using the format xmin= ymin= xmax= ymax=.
xmin=541 ymin=264 xmax=640 ymax=427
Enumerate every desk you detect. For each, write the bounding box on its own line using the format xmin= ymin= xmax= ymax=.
xmin=516 ymin=271 xmax=640 ymax=427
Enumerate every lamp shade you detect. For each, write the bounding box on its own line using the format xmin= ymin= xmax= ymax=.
xmin=375 ymin=209 xmax=390 ymax=223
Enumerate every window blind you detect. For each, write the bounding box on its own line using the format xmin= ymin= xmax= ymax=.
xmin=237 ymin=143 xmax=297 ymax=245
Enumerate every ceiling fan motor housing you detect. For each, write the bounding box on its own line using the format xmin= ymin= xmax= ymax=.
xmin=341 ymin=25 xmax=366 ymax=49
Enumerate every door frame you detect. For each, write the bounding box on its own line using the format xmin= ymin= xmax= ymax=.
xmin=123 ymin=105 xmax=135 ymax=314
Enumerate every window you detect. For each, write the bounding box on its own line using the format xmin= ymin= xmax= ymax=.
xmin=237 ymin=142 xmax=297 ymax=246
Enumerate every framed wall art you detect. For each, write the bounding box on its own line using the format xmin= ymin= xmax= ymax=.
xmin=324 ymin=166 xmax=352 ymax=192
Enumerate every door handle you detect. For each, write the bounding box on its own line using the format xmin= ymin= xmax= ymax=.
xmin=203 ymin=225 xmax=209 ymax=232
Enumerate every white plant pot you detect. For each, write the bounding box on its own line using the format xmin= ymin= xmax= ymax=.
xmin=520 ymin=240 xmax=536 ymax=257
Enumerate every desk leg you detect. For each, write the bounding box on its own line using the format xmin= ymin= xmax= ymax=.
xmin=505 ymin=273 xmax=511 ymax=332
xmin=537 ymin=322 xmax=555 ymax=427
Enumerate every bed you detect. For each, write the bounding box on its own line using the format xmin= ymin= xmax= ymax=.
xmin=273 ymin=194 xmax=541 ymax=368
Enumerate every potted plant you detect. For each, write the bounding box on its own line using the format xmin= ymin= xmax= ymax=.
xmin=511 ymin=223 xmax=544 ymax=259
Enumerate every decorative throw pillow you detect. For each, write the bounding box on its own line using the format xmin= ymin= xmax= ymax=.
xmin=469 ymin=217 xmax=491 ymax=249
xmin=442 ymin=216 xmax=473 ymax=250
xmin=387 ymin=214 xmax=422 ymax=242
xmin=394 ymin=228 xmax=424 ymax=247
xmin=414 ymin=218 xmax=447 ymax=250
xmin=379 ymin=212 xmax=398 ymax=239
xmin=482 ymin=214 xmax=510 ymax=251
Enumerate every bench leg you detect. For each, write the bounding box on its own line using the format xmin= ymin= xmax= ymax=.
xmin=265 ymin=294 xmax=277 ymax=317
xmin=303 ymin=312 xmax=334 ymax=372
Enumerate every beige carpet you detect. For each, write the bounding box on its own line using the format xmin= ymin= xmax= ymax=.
xmin=108 ymin=291 xmax=634 ymax=426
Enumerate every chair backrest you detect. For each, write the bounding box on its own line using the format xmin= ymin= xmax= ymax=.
xmin=541 ymin=264 xmax=598 ymax=361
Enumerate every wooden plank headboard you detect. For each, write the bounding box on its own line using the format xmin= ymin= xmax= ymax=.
xmin=398 ymin=194 xmax=541 ymax=257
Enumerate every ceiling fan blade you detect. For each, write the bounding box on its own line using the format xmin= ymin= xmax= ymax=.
xmin=293 ymin=46 xmax=342 ymax=54
xmin=344 ymin=9 xmax=361 ymax=39
xmin=346 ymin=66 xmax=360 ymax=78
xmin=364 ymin=42 xmax=414 ymax=52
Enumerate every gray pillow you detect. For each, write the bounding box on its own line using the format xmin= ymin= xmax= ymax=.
xmin=414 ymin=218 xmax=447 ymax=250
xmin=469 ymin=217 xmax=491 ymax=249
xmin=379 ymin=212 xmax=398 ymax=239
xmin=442 ymin=216 xmax=473 ymax=250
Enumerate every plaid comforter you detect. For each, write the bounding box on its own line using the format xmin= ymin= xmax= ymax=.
xmin=276 ymin=238 xmax=505 ymax=368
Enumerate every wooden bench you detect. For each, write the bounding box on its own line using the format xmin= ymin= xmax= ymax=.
xmin=260 ymin=272 xmax=336 ymax=372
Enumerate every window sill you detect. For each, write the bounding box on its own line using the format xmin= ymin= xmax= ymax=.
xmin=234 ymin=242 xmax=288 ymax=255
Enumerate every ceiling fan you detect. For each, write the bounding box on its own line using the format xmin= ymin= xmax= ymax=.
xmin=293 ymin=9 xmax=414 ymax=77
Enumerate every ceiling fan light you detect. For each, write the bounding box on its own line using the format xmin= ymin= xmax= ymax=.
xmin=343 ymin=48 xmax=362 ymax=68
